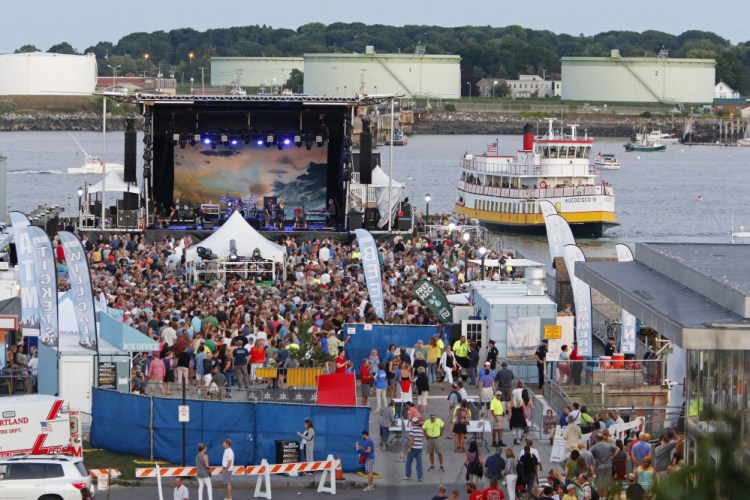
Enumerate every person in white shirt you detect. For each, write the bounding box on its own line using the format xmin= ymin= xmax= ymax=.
xmin=173 ymin=477 xmax=189 ymax=500
xmin=222 ymin=439 xmax=235 ymax=499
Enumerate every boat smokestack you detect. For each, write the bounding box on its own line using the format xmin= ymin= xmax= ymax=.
xmin=522 ymin=123 xmax=534 ymax=151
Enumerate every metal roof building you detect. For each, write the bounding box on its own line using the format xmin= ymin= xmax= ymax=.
xmin=561 ymin=50 xmax=715 ymax=104
xmin=0 ymin=52 xmax=97 ymax=96
xmin=576 ymin=242 xmax=750 ymax=463
xmin=210 ymin=57 xmax=304 ymax=89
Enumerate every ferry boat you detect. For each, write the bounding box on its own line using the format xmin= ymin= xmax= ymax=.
xmin=636 ymin=129 xmax=679 ymax=144
xmin=594 ymin=152 xmax=621 ymax=170
xmin=454 ymin=120 xmax=616 ymax=238
xmin=623 ymin=139 xmax=667 ymax=152
xmin=67 ymin=153 xmax=124 ymax=175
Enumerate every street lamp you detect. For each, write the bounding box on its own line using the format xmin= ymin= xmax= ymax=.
xmin=188 ymin=52 xmax=194 ymax=65
xmin=466 ymin=81 xmax=472 ymax=99
xmin=424 ymin=193 xmax=431 ymax=221
xmin=106 ymin=64 xmax=121 ymax=89
xmin=478 ymin=246 xmax=487 ymax=281
xmin=448 ymin=222 xmax=456 ymax=233
xmin=493 ymin=80 xmax=498 ymax=98
xmin=462 ymin=232 xmax=471 ymax=281
xmin=77 ymin=186 xmax=83 ymax=228
xmin=190 ymin=77 xmax=194 ymax=95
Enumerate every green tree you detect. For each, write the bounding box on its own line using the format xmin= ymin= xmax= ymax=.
xmin=288 ymin=317 xmax=333 ymax=368
xmin=286 ymin=69 xmax=304 ymax=93
xmin=47 ymin=42 xmax=77 ymax=54
xmin=655 ymin=409 xmax=750 ymax=499
xmin=14 ymin=44 xmax=40 ymax=53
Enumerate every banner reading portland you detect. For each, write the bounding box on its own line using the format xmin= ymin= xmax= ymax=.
xmin=354 ymin=228 xmax=385 ymax=320
xmin=58 ymin=231 xmax=98 ymax=349
xmin=27 ymin=226 xmax=59 ymax=347
xmin=9 ymin=212 xmax=41 ymax=338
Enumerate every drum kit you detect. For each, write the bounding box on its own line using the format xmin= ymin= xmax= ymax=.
xmin=221 ymin=193 xmax=262 ymax=222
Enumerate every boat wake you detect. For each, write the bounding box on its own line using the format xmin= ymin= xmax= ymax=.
xmin=8 ymin=169 xmax=65 ymax=175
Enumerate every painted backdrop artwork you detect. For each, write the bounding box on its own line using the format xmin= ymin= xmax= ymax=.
xmin=173 ymin=143 xmax=329 ymax=210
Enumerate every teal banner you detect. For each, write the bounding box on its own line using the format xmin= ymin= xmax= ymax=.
xmin=412 ymin=279 xmax=453 ymax=323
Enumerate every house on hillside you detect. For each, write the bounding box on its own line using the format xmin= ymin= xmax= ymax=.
xmin=506 ymin=75 xmax=561 ymax=99
xmin=477 ymin=78 xmax=506 ymax=98
xmin=715 ymin=80 xmax=740 ymax=99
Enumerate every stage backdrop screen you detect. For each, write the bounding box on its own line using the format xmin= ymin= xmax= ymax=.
xmin=173 ymin=142 xmax=329 ymax=210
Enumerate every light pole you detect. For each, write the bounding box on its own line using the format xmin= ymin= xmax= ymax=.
xmin=424 ymin=193 xmax=431 ymax=222
xmin=478 ymin=246 xmax=487 ymax=281
xmin=462 ymin=232 xmax=471 ymax=281
xmin=466 ymin=81 xmax=472 ymax=99
xmin=190 ymin=77 xmax=194 ymax=95
xmin=77 ymin=186 xmax=83 ymax=228
xmin=493 ymin=80 xmax=498 ymax=98
xmin=107 ymin=64 xmax=121 ymax=89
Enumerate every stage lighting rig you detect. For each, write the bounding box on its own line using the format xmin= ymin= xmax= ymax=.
xmin=266 ymin=133 xmax=275 ymax=147
xmin=172 ymin=133 xmax=180 ymax=146
xmin=220 ymin=133 xmax=229 ymax=146
xmin=252 ymin=248 xmax=262 ymax=260
xmin=294 ymin=134 xmax=303 ymax=147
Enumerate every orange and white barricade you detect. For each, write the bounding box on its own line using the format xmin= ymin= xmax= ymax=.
xmin=248 ymin=454 xmax=339 ymax=499
xmin=134 ymin=465 xmax=246 ymax=477
xmin=88 ymin=469 xmax=120 ymax=491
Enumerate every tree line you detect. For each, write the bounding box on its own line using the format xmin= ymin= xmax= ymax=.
xmin=14 ymin=23 xmax=750 ymax=95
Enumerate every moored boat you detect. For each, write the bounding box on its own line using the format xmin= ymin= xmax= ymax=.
xmin=594 ymin=152 xmax=621 ymax=170
xmin=454 ymin=120 xmax=617 ymax=238
xmin=67 ymin=153 xmax=124 ymax=175
xmin=623 ymin=140 xmax=667 ymax=152
xmin=384 ymin=129 xmax=408 ymax=146
xmin=636 ymin=129 xmax=679 ymax=144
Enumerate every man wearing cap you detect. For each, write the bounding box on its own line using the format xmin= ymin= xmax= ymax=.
xmin=479 ymin=366 xmax=496 ymax=412
xmin=535 ymin=339 xmax=549 ymax=388
xmin=422 ymin=413 xmax=445 ymax=472
xmin=404 ymin=416 xmax=425 ymax=481
xmin=625 ymin=472 xmax=645 ymax=500
xmin=562 ymin=483 xmax=578 ymax=500
xmin=604 ymin=337 xmax=617 ymax=358
xmin=490 ymin=391 xmax=506 ymax=447
xmin=487 ymin=339 xmax=499 ymax=370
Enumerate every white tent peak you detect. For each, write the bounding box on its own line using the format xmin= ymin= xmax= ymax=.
xmin=185 ymin=211 xmax=286 ymax=263
xmin=87 ymin=171 xmax=138 ymax=194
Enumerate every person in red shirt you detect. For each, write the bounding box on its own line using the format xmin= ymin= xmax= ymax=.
xmin=466 ymin=482 xmax=483 ymax=500
xmin=570 ymin=341 xmax=583 ymax=385
xmin=249 ymin=339 xmax=266 ymax=384
xmin=359 ymin=358 xmax=372 ymax=406
xmin=335 ymin=350 xmax=347 ymax=374
xmin=482 ymin=478 xmax=505 ymax=500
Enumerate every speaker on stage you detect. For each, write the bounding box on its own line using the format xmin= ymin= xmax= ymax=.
xmin=116 ymin=209 xmax=138 ymax=228
xmin=349 ymin=212 xmax=364 ymax=230
xmin=397 ymin=216 xmax=412 ymax=231
xmin=364 ymin=207 xmax=379 ymax=230
xmin=400 ymin=202 xmax=412 ymax=217
xmin=124 ymin=118 xmax=137 ymax=184
xmin=123 ymin=192 xmax=139 ymax=210
xmin=359 ymin=131 xmax=372 ymax=185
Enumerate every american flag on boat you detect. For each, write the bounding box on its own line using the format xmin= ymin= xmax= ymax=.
xmin=487 ymin=142 xmax=498 ymax=153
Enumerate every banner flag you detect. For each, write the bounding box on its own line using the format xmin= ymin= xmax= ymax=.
xmin=9 ymin=212 xmax=41 ymax=338
xmin=412 ymin=279 xmax=453 ymax=323
xmin=563 ymin=244 xmax=593 ymax=357
xmin=540 ymin=202 xmax=576 ymax=267
xmin=615 ymin=243 xmax=637 ymax=355
xmin=27 ymin=226 xmax=59 ymax=347
xmin=354 ymin=228 xmax=385 ymax=320
xmin=58 ymin=231 xmax=98 ymax=349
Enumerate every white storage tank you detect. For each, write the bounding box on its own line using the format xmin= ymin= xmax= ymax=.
xmin=0 ymin=52 xmax=97 ymax=96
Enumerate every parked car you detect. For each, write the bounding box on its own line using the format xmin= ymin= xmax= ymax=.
xmin=0 ymin=454 xmax=94 ymax=499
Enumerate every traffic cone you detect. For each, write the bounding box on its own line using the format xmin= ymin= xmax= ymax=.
xmin=335 ymin=455 xmax=344 ymax=480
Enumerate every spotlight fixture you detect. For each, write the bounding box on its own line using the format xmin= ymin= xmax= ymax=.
xmin=172 ymin=133 xmax=180 ymax=145
xmin=203 ymin=137 xmax=212 ymax=146
xmin=293 ymin=134 xmax=302 ymax=147
xmin=220 ymin=133 xmax=229 ymax=146
xmin=230 ymin=138 xmax=239 ymax=146
xmin=179 ymin=137 xmax=187 ymax=149
xmin=193 ymin=133 xmax=201 ymax=145
xmin=211 ymin=137 xmax=217 ymax=150
xmin=189 ymin=135 xmax=196 ymax=146
xmin=277 ymin=139 xmax=283 ymax=150
xmin=305 ymin=137 xmax=313 ymax=151
xmin=265 ymin=134 xmax=274 ymax=147
xmin=243 ymin=135 xmax=251 ymax=145
xmin=256 ymin=138 xmax=264 ymax=146
xmin=315 ymin=135 xmax=324 ymax=147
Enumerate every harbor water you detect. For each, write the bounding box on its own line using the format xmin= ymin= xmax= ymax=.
xmin=1 ymin=130 xmax=749 ymax=261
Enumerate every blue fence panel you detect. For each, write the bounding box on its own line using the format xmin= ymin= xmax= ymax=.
xmin=343 ymin=324 xmax=441 ymax=368
xmin=90 ymin=388 xmax=370 ymax=471
xmin=90 ymin=389 xmax=152 ymax=458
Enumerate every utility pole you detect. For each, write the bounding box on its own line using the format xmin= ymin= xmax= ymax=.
xmin=199 ymin=67 xmax=205 ymax=95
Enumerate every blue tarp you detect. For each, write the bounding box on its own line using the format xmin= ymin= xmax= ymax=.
xmin=90 ymin=389 xmax=370 ymax=471
xmin=99 ymin=313 xmax=159 ymax=352
xmin=343 ymin=323 xmax=442 ymax=368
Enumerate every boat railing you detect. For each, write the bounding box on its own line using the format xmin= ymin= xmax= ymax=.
xmin=462 ymin=156 xmax=596 ymax=177
xmin=458 ymin=181 xmax=613 ymax=199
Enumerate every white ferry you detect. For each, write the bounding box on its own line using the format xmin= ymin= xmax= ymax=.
xmin=635 ymin=129 xmax=679 ymax=144
xmin=595 ymin=152 xmax=621 ymax=170
xmin=454 ymin=120 xmax=616 ymax=238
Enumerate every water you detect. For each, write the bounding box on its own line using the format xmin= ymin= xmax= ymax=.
xmin=1 ymin=130 xmax=748 ymax=261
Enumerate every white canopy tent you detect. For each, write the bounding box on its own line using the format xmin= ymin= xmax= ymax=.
xmin=350 ymin=165 xmax=407 ymax=228
xmin=185 ymin=211 xmax=286 ymax=264
xmin=468 ymin=258 xmax=546 ymax=268
xmin=87 ymin=171 xmax=138 ymax=194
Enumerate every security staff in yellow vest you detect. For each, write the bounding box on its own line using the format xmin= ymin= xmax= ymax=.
xmin=452 ymin=335 xmax=469 ymax=380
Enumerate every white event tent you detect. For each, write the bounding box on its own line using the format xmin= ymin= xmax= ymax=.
xmin=349 ymin=165 xmax=406 ymax=228
xmin=185 ymin=211 xmax=286 ymax=264
xmin=87 ymin=171 xmax=138 ymax=194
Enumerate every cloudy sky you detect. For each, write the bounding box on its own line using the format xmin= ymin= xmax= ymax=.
xmin=2 ymin=0 xmax=747 ymax=54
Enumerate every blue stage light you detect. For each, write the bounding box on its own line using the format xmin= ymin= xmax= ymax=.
xmin=283 ymin=138 xmax=292 ymax=146
xmin=230 ymin=139 xmax=239 ymax=146
xmin=256 ymin=139 xmax=264 ymax=146
xmin=203 ymin=137 xmax=212 ymax=145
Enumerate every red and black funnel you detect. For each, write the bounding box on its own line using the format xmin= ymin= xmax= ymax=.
xmin=522 ymin=123 xmax=534 ymax=151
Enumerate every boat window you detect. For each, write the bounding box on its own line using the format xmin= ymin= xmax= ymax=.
xmin=567 ymin=146 xmax=576 ymax=158
xmin=575 ymin=147 xmax=584 ymax=159
xmin=548 ymin=146 xmax=558 ymax=159
xmin=584 ymin=146 xmax=591 ymax=158
xmin=541 ymin=146 xmax=549 ymax=159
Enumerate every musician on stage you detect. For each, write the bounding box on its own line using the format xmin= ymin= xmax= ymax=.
xmin=275 ymin=199 xmax=286 ymax=230
xmin=263 ymin=202 xmax=273 ymax=228
xmin=294 ymin=207 xmax=307 ymax=229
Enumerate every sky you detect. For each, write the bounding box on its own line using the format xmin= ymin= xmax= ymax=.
xmin=2 ymin=0 xmax=747 ymax=54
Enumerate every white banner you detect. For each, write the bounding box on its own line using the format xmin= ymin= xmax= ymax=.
xmin=27 ymin=226 xmax=59 ymax=347
xmin=9 ymin=212 xmax=41 ymax=338
xmin=354 ymin=228 xmax=384 ymax=319
xmin=616 ymin=243 xmax=637 ymax=355
xmin=507 ymin=316 xmax=541 ymax=355
xmin=540 ymin=201 xmax=576 ymax=268
xmin=59 ymin=231 xmax=98 ymax=349
xmin=564 ymin=245 xmax=593 ymax=357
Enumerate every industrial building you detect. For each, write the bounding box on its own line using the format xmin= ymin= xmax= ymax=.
xmin=506 ymin=75 xmax=561 ymax=99
xmin=561 ymin=50 xmax=715 ymax=104
xmin=303 ymin=46 xmax=460 ymax=98
xmin=210 ymin=57 xmax=304 ymax=89
xmin=0 ymin=52 xmax=97 ymax=96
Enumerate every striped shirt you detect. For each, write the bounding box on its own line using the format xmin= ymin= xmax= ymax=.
xmin=409 ymin=426 xmax=425 ymax=449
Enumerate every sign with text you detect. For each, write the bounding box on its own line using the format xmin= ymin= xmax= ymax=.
xmin=544 ymin=325 xmax=562 ymax=340
xmin=97 ymin=362 xmax=116 ymax=389
xmin=412 ymin=279 xmax=453 ymax=323
xmin=178 ymin=405 xmax=190 ymax=423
